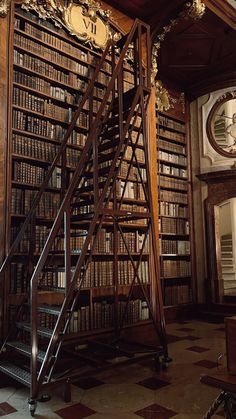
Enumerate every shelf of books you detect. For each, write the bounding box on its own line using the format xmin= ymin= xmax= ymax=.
xmin=156 ymin=96 xmax=194 ymax=315
xmin=6 ymin=4 xmax=153 ymax=338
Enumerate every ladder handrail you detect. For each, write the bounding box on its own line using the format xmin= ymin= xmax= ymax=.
xmin=0 ymin=38 xmax=114 ymax=277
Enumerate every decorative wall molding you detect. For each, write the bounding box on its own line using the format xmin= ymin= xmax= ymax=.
xmin=201 ymin=88 xmax=236 ymax=167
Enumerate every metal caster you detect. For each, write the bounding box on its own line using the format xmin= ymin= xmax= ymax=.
xmin=154 ymin=356 xmax=161 ymax=372
xmin=28 ymin=399 xmax=37 ymax=417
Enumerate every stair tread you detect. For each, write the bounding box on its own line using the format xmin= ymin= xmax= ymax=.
xmin=0 ymin=360 xmax=31 ymax=387
xmin=38 ymin=304 xmax=61 ymax=316
xmin=16 ymin=322 xmax=53 ymax=338
xmin=7 ymin=341 xmax=46 ymax=361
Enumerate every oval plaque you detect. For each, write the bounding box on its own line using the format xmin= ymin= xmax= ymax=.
xmin=64 ymin=3 xmax=109 ymax=49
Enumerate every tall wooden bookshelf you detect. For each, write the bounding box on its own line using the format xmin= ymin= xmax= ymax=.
xmin=5 ymin=4 xmax=155 ymax=334
xmin=0 ymin=6 xmax=168 ymax=410
xmin=156 ymin=91 xmax=195 ymax=318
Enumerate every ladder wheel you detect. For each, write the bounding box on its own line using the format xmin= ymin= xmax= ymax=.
xmin=154 ymin=356 xmax=161 ymax=372
xmin=161 ymin=361 xmax=168 ymax=370
xmin=28 ymin=400 xmax=37 ymax=416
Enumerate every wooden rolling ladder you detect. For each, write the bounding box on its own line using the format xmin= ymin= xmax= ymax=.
xmin=0 ymin=19 xmax=169 ymax=416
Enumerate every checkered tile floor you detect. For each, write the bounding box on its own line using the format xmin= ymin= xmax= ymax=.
xmin=0 ymin=320 xmax=227 ymax=418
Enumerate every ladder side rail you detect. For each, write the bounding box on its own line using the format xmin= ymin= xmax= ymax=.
xmin=118 ymin=103 xmax=143 ymax=207
xmin=140 ymin=88 xmax=168 ymax=357
xmin=0 ymin=40 xmax=113 ymax=279
xmin=36 ymin=85 xmax=143 ymax=391
xmin=116 ymin=222 xmax=151 ymax=334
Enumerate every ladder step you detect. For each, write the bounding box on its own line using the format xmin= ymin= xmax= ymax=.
xmin=37 ymin=304 xmax=61 ymax=316
xmin=98 ymin=138 xmax=119 ymax=152
xmin=112 ymin=87 xmax=137 ymax=111
xmin=0 ymin=360 xmax=31 ymax=387
xmin=71 ymin=212 xmax=94 ymax=222
xmin=16 ymin=322 xmax=53 ymax=338
xmin=6 ymin=341 xmax=46 ymax=362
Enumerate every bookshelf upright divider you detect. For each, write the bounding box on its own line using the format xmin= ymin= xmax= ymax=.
xmin=156 ymin=92 xmax=194 ymax=315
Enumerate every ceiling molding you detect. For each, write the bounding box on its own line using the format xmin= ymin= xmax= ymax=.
xmin=204 ymin=0 xmax=236 ymax=29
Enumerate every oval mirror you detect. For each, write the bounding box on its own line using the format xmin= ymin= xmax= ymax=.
xmin=207 ymin=90 xmax=236 ymax=157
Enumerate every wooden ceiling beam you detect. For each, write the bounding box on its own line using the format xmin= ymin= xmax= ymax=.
xmin=204 ymin=0 xmax=236 ymax=29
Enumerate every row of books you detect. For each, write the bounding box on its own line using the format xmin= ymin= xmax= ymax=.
xmin=159 ymin=128 xmax=185 ymax=144
xmin=10 ymin=262 xmax=28 ymax=293
xmin=83 ymin=260 xmax=149 ymax=287
xmin=14 ymin=69 xmax=77 ymax=105
xmin=11 ymin=188 xmax=60 ymax=217
xmin=159 ymin=139 xmax=186 ymax=155
xmin=159 ymin=150 xmax=187 ymax=166
xmin=160 ymin=239 xmax=190 ymax=255
xmin=17 ymin=9 xmax=133 ymax=75
xmin=13 ymin=161 xmax=61 ymax=187
xmin=159 ymin=202 xmax=188 ymax=217
xmin=13 ymin=69 xmax=105 ymax=103
xmin=19 ymin=18 xmax=112 ymax=74
xmin=117 ymin=180 xmax=146 ymax=201
xmin=164 ymin=285 xmax=192 ymax=306
xmin=14 ymin=33 xmax=92 ymax=77
xmin=21 ymin=20 xmax=110 ymax=72
xmin=125 ymin=145 xmax=145 ymax=163
xmin=160 ymin=176 xmax=188 ymax=191
xmin=14 ymin=50 xmax=70 ymax=84
xmin=158 ymin=114 xmax=185 ymax=133
xmin=13 ymin=110 xmax=87 ymax=141
xmin=160 ymin=163 xmax=187 ymax=178
xmin=160 ymin=190 xmax=188 ymax=204
xmin=37 ymin=259 xmax=149 ymax=290
xmin=13 ymin=97 xmax=88 ymax=130
xmin=67 ymin=299 xmax=149 ymax=332
xmin=159 ymin=217 xmax=189 ymax=235
xmin=161 ymin=260 xmax=191 ymax=277
xmin=13 ymin=87 xmax=73 ymax=122
xmin=13 ymin=140 xmax=81 ymax=169
xmin=119 ymin=161 xmax=147 ymax=182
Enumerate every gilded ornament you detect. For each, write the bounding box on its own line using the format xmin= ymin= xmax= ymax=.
xmin=155 ymin=80 xmax=173 ymax=112
xmin=20 ymin=0 xmax=116 ymax=49
xmin=0 ymin=0 xmax=10 ymax=17
xmin=185 ymin=0 xmax=206 ymax=20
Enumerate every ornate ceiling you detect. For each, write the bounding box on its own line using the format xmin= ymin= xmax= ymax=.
xmin=104 ymin=0 xmax=236 ymax=99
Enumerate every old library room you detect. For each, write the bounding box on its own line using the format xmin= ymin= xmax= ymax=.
xmin=0 ymin=0 xmax=236 ymax=418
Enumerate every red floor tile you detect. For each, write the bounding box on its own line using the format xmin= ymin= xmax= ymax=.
xmin=186 ymin=346 xmax=209 ymax=353
xmin=176 ymin=327 xmax=195 ymax=332
xmin=137 ymin=377 xmax=171 ymax=390
xmin=194 ymin=360 xmax=220 ymax=369
xmin=135 ymin=403 xmax=177 ymax=418
xmin=73 ymin=376 xmax=104 ymax=390
xmin=0 ymin=403 xmax=17 ymax=416
xmin=166 ymin=334 xmax=186 ymax=343
xmin=184 ymin=335 xmax=200 ymax=341
xmin=55 ymin=402 xmax=96 ymax=419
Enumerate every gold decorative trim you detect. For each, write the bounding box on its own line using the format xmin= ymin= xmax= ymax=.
xmin=155 ymin=80 xmax=185 ymax=114
xmin=20 ymin=0 xmax=117 ymax=49
xmin=185 ymin=0 xmax=206 ymax=20
xmin=0 ymin=0 xmax=10 ymax=17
